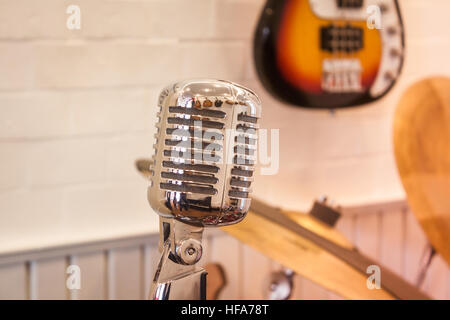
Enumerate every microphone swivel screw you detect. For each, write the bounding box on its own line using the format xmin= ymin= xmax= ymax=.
xmin=176 ymin=238 xmax=203 ymax=265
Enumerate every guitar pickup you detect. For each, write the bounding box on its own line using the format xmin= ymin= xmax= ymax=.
xmin=336 ymin=0 xmax=363 ymax=8
xmin=320 ymin=24 xmax=364 ymax=53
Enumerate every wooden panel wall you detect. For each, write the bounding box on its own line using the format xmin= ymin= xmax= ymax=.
xmin=0 ymin=202 xmax=449 ymax=300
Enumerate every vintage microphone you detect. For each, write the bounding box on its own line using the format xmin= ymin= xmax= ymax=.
xmin=146 ymin=79 xmax=261 ymax=300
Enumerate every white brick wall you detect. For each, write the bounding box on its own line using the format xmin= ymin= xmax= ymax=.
xmin=0 ymin=0 xmax=450 ymax=255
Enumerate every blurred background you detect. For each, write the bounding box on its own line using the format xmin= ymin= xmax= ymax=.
xmin=0 ymin=0 xmax=449 ymax=299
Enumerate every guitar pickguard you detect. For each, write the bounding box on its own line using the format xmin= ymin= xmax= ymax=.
xmin=310 ymin=0 xmax=404 ymax=98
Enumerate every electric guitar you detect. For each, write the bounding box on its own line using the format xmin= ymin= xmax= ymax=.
xmin=254 ymin=0 xmax=405 ymax=108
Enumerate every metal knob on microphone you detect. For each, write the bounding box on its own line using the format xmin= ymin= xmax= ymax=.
xmin=147 ymin=79 xmax=261 ymax=300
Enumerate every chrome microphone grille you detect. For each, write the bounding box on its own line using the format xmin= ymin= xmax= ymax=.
xmin=148 ymin=79 xmax=261 ymax=226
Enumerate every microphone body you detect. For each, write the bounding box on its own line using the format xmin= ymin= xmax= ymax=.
xmin=147 ymin=79 xmax=261 ymax=300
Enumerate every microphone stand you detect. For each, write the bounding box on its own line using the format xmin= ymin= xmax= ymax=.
xmin=149 ymin=217 xmax=207 ymax=300
xmin=142 ymin=79 xmax=261 ymax=300
xmin=136 ymin=160 xmax=208 ymax=300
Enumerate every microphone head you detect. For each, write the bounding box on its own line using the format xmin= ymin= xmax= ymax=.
xmin=148 ymin=79 xmax=261 ymax=227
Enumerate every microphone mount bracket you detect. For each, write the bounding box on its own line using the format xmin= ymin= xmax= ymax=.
xmin=149 ymin=217 xmax=207 ymax=300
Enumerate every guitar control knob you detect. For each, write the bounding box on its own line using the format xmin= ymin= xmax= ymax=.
xmin=379 ymin=3 xmax=388 ymax=13
xmin=387 ymin=26 xmax=397 ymax=36
xmin=385 ymin=71 xmax=395 ymax=81
xmin=390 ymin=48 xmax=401 ymax=58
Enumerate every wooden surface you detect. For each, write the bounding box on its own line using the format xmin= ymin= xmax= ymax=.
xmin=221 ymin=198 xmax=432 ymax=300
xmin=394 ymin=76 xmax=450 ymax=266
xmin=222 ymin=210 xmax=394 ymax=300
xmin=284 ymin=210 xmax=354 ymax=250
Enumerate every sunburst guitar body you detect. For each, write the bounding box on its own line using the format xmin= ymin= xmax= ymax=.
xmin=254 ymin=0 xmax=405 ymax=108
